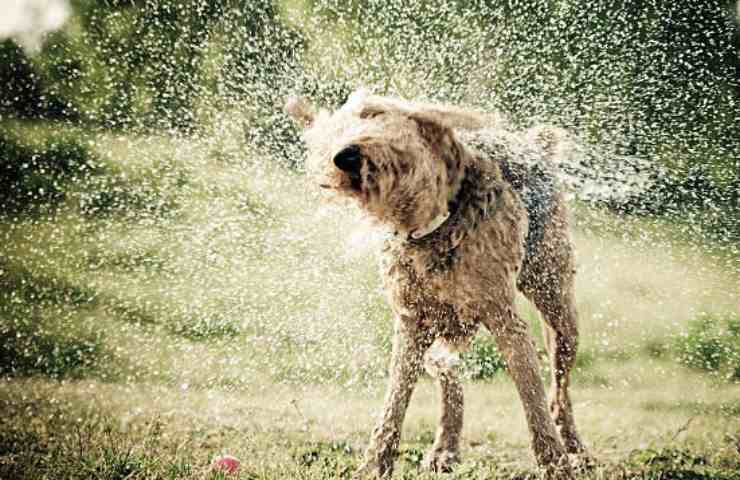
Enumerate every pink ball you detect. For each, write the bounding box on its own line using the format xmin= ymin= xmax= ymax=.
xmin=211 ymin=454 xmax=240 ymax=475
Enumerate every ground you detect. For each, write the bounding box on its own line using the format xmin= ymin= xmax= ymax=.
xmin=1 ymin=131 xmax=738 ymax=479
xmin=2 ymin=371 xmax=739 ymax=479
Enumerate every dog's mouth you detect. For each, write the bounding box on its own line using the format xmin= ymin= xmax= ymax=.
xmin=317 ymin=178 xmax=358 ymax=191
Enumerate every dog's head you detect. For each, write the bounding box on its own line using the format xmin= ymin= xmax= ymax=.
xmin=285 ymin=89 xmax=487 ymax=237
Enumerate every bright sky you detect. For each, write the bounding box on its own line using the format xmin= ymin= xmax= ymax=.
xmin=0 ymin=0 xmax=70 ymax=53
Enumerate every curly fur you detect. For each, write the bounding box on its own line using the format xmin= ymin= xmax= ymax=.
xmin=286 ymin=90 xmax=588 ymax=479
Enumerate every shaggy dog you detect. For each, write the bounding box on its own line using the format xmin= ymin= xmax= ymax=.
xmin=286 ymin=90 xmax=587 ymax=479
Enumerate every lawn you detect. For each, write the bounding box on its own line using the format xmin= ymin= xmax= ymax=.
xmin=1 ymin=129 xmax=738 ymax=479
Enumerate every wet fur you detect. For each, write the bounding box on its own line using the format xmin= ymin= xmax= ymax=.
xmin=286 ymin=91 xmax=587 ymax=479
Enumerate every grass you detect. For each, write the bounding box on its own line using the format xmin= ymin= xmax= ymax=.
xmin=1 ymin=129 xmax=739 ymax=478
xmin=1 ymin=374 xmax=738 ymax=479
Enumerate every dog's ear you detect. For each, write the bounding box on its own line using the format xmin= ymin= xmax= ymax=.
xmin=360 ymin=96 xmax=489 ymax=131
xmin=526 ymin=125 xmax=572 ymax=161
xmin=404 ymin=102 xmax=488 ymax=131
xmin=284 ymin=96 xmax=316 ymax=129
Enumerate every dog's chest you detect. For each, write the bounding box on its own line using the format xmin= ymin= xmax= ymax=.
xmin=380 ymin=208 xmax=525 ymax=321
xmin=379 ymin=247 xmax=478 ymax=338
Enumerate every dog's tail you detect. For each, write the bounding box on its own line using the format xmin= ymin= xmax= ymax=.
xmin=526 ymin=125 xmax=574 ymax=164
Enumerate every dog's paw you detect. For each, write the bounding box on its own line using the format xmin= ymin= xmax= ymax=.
xmin=351 ymin=462 xmax=374 ymax=479
xmin=542 ymin=465 xmax=575 ymax=480
xmin=568 ymin=451 xmax=597 ymax=472
xmin=541 ymin=455 xmax=576 ymax=480
xmin=352 ymin=459 xmax=391 ymax=479
xmin=421 ymin=448 xmax=460 ymax=473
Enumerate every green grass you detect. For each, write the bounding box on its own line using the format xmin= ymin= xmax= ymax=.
xmin=1 ymin=377 xmax=738 ymax=479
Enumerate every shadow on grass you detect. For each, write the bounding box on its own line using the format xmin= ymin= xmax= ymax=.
xmin=0 ymin=403 xmax=197 ymax=480
xmin=0 ymin=264 xmax=108 ymax=378
xmin=0 ymin=311 xmax=106 ymax=378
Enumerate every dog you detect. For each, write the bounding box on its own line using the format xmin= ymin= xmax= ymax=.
xmin=286 ymin=90 xmax=587 ymax=479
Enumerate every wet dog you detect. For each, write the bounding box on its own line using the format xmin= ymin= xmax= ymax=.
xmin=286 ymin=90 xmax=587 ymax=479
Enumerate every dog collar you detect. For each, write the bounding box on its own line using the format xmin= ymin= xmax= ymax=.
xmin=404 ymin=180 xmax=464 ymax=241
xmin=410 ymin=210 xmax=450 ymax=239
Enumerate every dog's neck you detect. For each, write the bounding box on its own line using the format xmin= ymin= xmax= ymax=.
xmin=400 ymin=173 xmax=464 ymax=241
xmin=410 ymin=178 xmax=465 ymax=239
xmin=402 ymin=137 xmax=469 ymax=241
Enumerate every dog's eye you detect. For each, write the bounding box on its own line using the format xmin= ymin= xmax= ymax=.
xmin=359 ymin=108 xmax=384 ymax=120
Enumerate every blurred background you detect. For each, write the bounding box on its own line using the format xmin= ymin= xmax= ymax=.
xmin=1 ymin=1 xmax=738 ymax=479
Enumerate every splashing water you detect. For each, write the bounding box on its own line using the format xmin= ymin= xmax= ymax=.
xmin=1 ymin=1 xmax=739 ymax=477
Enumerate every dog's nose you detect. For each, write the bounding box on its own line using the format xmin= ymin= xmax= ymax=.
xmin=333 ymin=145 xmax=362 ymax=173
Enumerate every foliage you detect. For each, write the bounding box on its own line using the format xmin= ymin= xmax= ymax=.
xmin=0 ymin=126 xmax=98 ymax=214
xmin=675 ymin=313 xmax=740 ymax=381
xmin=1 ymin=1 xmax=305 ymax=132
xmin=0 ymin=408 xmax=172 ymax=480
xmin=626 ymin=447 xmax=740 ymax=480
xmin=0 ymin=40 xmax=72 ymax=120
xmin=0 ymin=262 xmax=107 ymax=378
xmin=461 ymin=335 xmax=596 ymax=381
xmin=2 ymin=0 xmax=738 ymax=218
xmin=2 ymin=396 xmax=739 ymax=479
xmin=292 ymin=440 xmax=355 ymax=472
xmin=0 ymin=123 xmax=180 ymax=219
xmin=78 ymin=176 xmax=180 ymax=219
xmin=168 ymin=314 xmax=242 ymax=341
xmin=608 ymin=163 xmax=740 ymax=243
xmin=303 ymin=1 xmax=739 ymax=141
xmin=461 ymin=335 xmax=507 ymax=380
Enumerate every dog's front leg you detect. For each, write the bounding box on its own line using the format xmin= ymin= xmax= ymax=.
xmin=421 ymin=340 xmax=464 ymax=472
xmin=355 ymin=316 xmax=432 ymax=479
xmin=487 ymin=308 xmax=573 ymax=480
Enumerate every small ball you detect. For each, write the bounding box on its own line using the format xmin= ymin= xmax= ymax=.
xmin=211 ymin=454 xmax=240 ymax=475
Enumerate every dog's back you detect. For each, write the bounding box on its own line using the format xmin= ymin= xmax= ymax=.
xmin=460 ymin=129 xmax=561 ymax=266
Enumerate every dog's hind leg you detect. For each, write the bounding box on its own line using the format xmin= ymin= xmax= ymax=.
xmin=517 ymin=207 xmax=587 ymax=457
xmin=421 ymin=339 xmax=464 ymax=472
xmin=543 ymin=294 xmax=586 ymax=455
xmin=527 ymin=273 xmax=587 ymax=456
xmin=355 ymin=316 xmax=434 ymax=479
